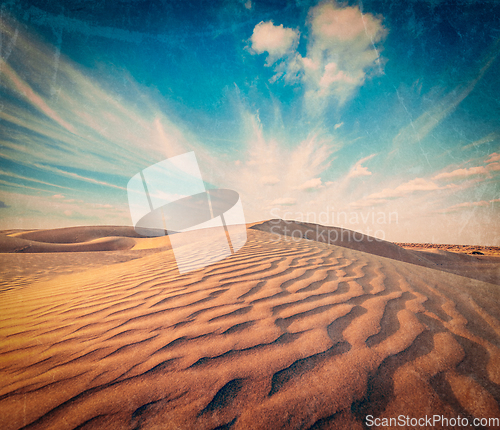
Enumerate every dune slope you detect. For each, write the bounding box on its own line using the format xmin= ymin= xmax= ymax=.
xmin=0 ymin=227 xmax=499 ymax=429
xmin=252 ymin=220 xmax=500 ymax=285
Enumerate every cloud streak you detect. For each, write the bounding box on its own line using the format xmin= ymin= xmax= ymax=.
xmin=433 ymin=154 xmax=500 ymax=180
xmin=0 ymin=169 xmax=71 ymax=190
xmin=0 ymin=16 xmax=198 ymax=181
xmin=445 ymin=198 xmax=500 ymax=211
xmin=390 ymin=47 xmax=498 ymax=157
xmin=350 ymin=177 xmax=456 ymax=208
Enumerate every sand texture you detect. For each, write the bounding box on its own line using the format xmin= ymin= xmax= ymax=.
xmin=0 ymin=222 xmax=499 ymax=429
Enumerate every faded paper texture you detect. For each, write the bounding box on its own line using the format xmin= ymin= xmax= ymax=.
xmin=0 ymin=1 xmax=499 ymax=429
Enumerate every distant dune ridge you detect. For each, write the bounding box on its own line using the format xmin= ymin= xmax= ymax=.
xmin=252 ymin=220 xmax=500 ymax=286
xmin=0 ymin=222 xmax=499 ymax=429
xmin=0 ymin=226 xmax=166 ymax=253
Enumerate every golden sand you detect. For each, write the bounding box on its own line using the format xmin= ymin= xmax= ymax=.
xmin=0 ymin=223 xmax=499 ymax=429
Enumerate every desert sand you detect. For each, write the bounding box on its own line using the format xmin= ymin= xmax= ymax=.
xmin=0 ymin=221 xmax=499 ymax=429
xmin=395 ymin=243 xmax=500 ymax=257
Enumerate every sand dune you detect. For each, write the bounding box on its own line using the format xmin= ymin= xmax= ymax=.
xmin=0 ymin=228 xmax=172 ymax=293
xmin=0 ymin=233 xmax=136 ymax=253
xmin=396 ymin=242 xmax=500 ymax=257
xmin=252 ymin=220 xmax=500 ymax=285
xmin=0 ymin=224 xmax=499 ymax=429
xmin=251 ymin=219 xmax=431 ymax=265
xmin=0 ymin=226 xmax=173 ymax=254
xmin=12 ymin=226 xmax=146 ymax=244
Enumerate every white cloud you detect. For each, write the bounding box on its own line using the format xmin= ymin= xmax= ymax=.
xmin=271 ymin=197 xmax=297 ymax=206
xmin=296 ymin=177 xmax=323 ymax=191
xmin=393 ymin=178 xmax=441 ymax=193
xmin=443 ymin=198 xmax=500 ymax=212
xmin=250 ymin=21 xmax=300 ymax=64
xmin=303 ymin=1 xmax=387 ymax=107
xmin=352 ymin=177 xmax=454 ymax=207
xmin=52 ymin=194 xmax=65 ymax=199
xmin=302 ymin=57 xmax=318 ymax=70
xmin=347 ymin=154 xmax=375 ymax=178
xmin=349 ymin=197 xmax=386 ymax=209
xmin=319 ymin=62 xmax=358 ymax=89
xmin=486 ymin=152 xmax=500 ymax=163
xmin=269 ymin=52 xmax=304 ymax=84
xmin=433 ymin=160 xmax=500 ymax=181
xmin=433 ymin=166 xmax=488 ymax=180
xmin=204 ymin=108 xmax=335 ymax=221
xmin=262 ymin=176 xmax=280 ymax=185
xmin=375 ymin=178 xmax=443 ymax=199
xmin=309 ymin=2 xmax=386 ymax=43
xmin=249 ymin=2 xmax=387 ymax=108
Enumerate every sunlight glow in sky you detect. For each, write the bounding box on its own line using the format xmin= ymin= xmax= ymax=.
xmin=0 ymin=0 xmax=499 ymax=245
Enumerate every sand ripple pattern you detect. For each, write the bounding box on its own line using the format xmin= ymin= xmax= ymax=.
xmin=0 ymin=230 xmax=499 ymax=429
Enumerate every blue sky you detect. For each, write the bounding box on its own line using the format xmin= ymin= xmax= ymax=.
xmin=0 ymin=0 xmax=499 ymax=244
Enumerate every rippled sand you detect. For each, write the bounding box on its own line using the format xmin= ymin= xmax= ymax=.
xmin=0 ymin=223 xmax=499 ymax=429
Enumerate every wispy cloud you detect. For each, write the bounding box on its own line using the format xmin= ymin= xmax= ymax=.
xmin=390 ymin=48 xmax=498 ymax=156
xmin=486 ymin=152 xmax=500 ymax=163
xmin=0 ymin=189 xmax=130 ymax=229
xmin=432 ymin=154 xmax=500 ymax=180
xmin=206 ymin=107 xmax=335 ymax=220
xmin=350 ymin=177 xmax=456 ymax=209
xmin=2 ymin=62 xmax=76 ymax=134
xmin=271 ymin=197 xmax=296 ymax=206
xmin=347 ymin=154 xmax=376 ymax=179
xmin=444 ymin=198 xmax=500 ymax=211
xmin=433 ymin=166 xmax=488 ymax=180
xmin=461 ymin=132 xmax=498 ymax=151
xmin=0 ymin=169 xmax=71 ymax=190
xmin=371 ymin=178 xmax=440 ymax=199
xmin=296 ymin=177 xmax=323 ymax=191
xmin=0 ymin=16 xmax=198 ymax=196
xmin=1 ymin=6 xmax=498 ymax=246
xmin=32 ymin=164 xmax=127 ymax=191
xmin=261 ymin=176 xmax=280 ymax=186
xmin=0 ymin=178 xmax=55 ymax=193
